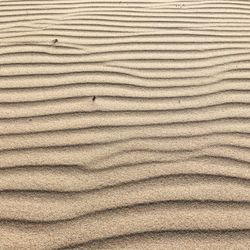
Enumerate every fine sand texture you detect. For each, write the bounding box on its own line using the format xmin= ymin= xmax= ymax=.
xmin=1 ymin=0 xmax=250 ymax=249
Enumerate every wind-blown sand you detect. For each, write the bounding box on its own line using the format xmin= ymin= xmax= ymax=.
xmin=0 ymin=0 xmax=250 ymax=249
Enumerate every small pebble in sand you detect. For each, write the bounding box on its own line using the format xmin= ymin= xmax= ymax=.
xmin=92 ymin=96 xmax=96 ymax=102
xmin=53 ymin=39 xmax=58 ymax=44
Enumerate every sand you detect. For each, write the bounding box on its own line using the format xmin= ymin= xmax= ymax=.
xmin=0 ymin=0 xmax=250 ymax=249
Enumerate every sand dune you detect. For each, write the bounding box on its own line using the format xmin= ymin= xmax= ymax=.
xmin=0 ymin=0 xmax=250 ymax=249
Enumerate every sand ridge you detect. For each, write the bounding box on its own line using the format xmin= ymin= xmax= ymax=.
xmin=0 ymin=0 xmax=250 ymax=249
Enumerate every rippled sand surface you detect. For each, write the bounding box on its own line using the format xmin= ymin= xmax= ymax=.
xmin=0 ymin=0 xmax=250 ymax=249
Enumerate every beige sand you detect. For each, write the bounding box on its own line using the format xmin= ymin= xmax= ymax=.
xmin=0 ymin=0 xmax=250 ymax=249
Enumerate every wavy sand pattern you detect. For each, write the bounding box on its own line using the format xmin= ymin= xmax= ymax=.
xmin=1 ymin=0 xmax=250 ymax=249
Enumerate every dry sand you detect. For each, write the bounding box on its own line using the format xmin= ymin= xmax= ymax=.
xmin=0 ymin=0 xmax=250 ymax=249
